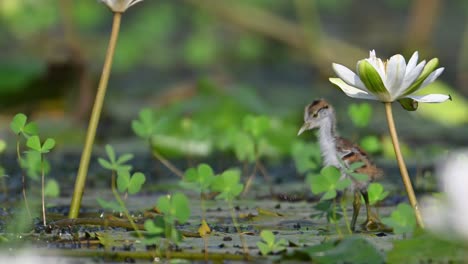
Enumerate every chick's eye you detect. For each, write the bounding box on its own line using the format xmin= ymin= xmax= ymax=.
xmin=312 ymin=113 xmax=318 ymax=118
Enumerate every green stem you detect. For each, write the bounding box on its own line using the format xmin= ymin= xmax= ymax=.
xmin=384 ymin=102 xmax=424 ymax=228
xmin=340 ymin=196 xmax=352 ymax=235
xmin=228 ymin=200 xmax=249 ymax=258
xmin=41 ymin=154 xmax=46 ymax=226
xmin=69 ymin=12 xmax=122 ymax=219
xmin=332 ymin=199 xmax=342 ymax=237
xmin=16 ymin=138 xmax=32 ymax=220
xmin=111 ymin=172 xmax=143 ymax=240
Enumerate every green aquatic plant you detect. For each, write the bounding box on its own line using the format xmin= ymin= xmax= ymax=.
xmin=10 ymin=113 xmax=39 ymax=219
xmin=330 ymin=50 xmax=450 ymax=228
xmin=70 ymin=0 xmax=145 ymax=219
xmin=132 ymin=108 xmax=184 ymax=178
xmin=291 ymin=141 xmax=321 ymax=175
xmin=310 ymin=166 xmax=351 ymax=201
xmin=211 ymin=168 xmax=249 ymax=256
xmin=97 ymin=144 xmax=145 ymax=238
xmin=382 ymin=203 xmax=416 ymax=235
xmin=366 ymin=183 xmax=389 ymax=206
xmin=26 ymin=135 xmax=55 ymax=226
xmin=256 ymin=230 xmax=288 ymax=256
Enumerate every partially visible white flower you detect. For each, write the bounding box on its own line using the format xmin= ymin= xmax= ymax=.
xmin=421 ymin=151 xmax=468 ymax=240
xmin=100 ymin=0 xmax=144 ymax=13
xmin=330 ymin=50 xmax=450 ymax=110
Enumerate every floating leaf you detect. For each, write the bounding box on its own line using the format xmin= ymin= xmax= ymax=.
xmin=382 ymin=203 xmax=416 ymax=234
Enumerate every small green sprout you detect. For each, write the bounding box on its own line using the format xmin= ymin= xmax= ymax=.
xmin=10 ymin=113 xmax=38 ymax=138
xmin=117 ymin=170 xmax=146 ymax=195
xmin=98 ymin=145 xmax=133 ymax=172
xmin=97 ymin=145 xmax=143 ymax=239
xmin=211 ymin=168 xmax=248 ymax=255
xmin=143 ymin=216 xmax=165 ymax=245
xmin=182 ymin=163 xmax=216 ymax=193
xmin=347 ymin=103 xmax=372 ymax=128
xmin=256 ymin=230 xmax=287 ymax=256
xmin=156 ymin=192 xmax=190 ymax=245
xmin=367 ymin=183 xmax=389 ymax=205
xmin=382 ymin=203 xmax=416 ymax=234
xmin=132 ymin=108 xmax=160 ymax=140
xmin=212 ymin=169 xmax=244 ymax=201
xmin=26 ymin=135 xmax=56 ymax=226
xmin=10 ymin=113 xmax=39 ymax=219
xmin=311 ymin=200 xmax=343 ymax=224
xmin=26 ymin=136 xmax=55 ymax=154
xmin=310 ymin=166 xmax=351 ymax=200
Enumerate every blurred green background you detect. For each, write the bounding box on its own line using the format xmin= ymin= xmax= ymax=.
xmin=0 ymin=0 xmax=467 ymax=157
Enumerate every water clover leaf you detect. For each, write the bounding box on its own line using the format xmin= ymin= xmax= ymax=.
xmin=257 ymin=230 xmax=287 ymax=255
xmin=26 ymin=136 xmax=55 ymax=153
xmin=144 ymin=217 xmax=164 ymax=236
xmin=117 ymin=170 xmax=146 ymax=194
xmin=157 ymin=192 xmax=190 ymax=224
xmin=132 ymin=108 xmax=155 ymax=139
xmin=348 ymin=103 xmax=372 ymax=128
xmin=243 ymin=115 xmax=270 ymax=139
xmin=367 ymin=183 xmax=389 ymax=205
xmin=234 ymin=132 xmax=255 ymax=162
xmin=382 ymin=203 xmax=416 ymax=234
xmin=44 ymin=179 xmax=60 ymax=198
xmin=182 ymin=163 xmax=215 ymax=193
xmin=98 ymin=145 xmax=133 ymax=172
xmin=10 ymin=113 xmax=39 ymax=137
xmin=291 ymin=141 xmax=321 ymax=174
xmin=310 ymin=166 xmax=351 ymax=200
xmin=212 ymin=169 xmax=244 ymax=201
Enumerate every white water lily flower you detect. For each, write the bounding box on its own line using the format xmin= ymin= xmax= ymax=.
xmin=421 ymin=152 xmax=468 ymax=240
xmin=100 ymin=0 xmax=144 ymax=13
xmin=330 ymin=50 xmax=450 ymax=110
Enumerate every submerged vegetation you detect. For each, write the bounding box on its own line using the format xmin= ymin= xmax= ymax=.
xmin=0 ymin=0 xmax=467 ymax=263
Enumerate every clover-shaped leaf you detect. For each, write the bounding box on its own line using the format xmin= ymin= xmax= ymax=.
xmin=382 ymin=203 xmax=416 ymax=234
xmin=132 ymin=108 xmax=155 ymax=139
xmin=360 ymin=135 xmax=382 ymax=154
xmin=243 ymin=115 xmax=270 ymax=139
xmin=367 ymin=183 xmax=389 ymax=205
xmin=212 ymin=169 xmax=244 ymax=201
xmin=310 ymin=166 xmax=351 ymax=200
xmin=157 ymin=192 xmax=190 ymax=224
xmin=256 ymin=230 xmax=287 ymax=256
xmin=234 ymin=132 xmax=255 ymax=162
xmin=348 ymin=103 xmax=372 ymax=128
xmin=10 ymin=113 xmax=39 ymax=137
xmin=291 ymin=141 xmax=321 ymax=174
xmin=26 ymin=136 xmax=55 ymax=154
xmin=98 ymin=145 xmax=133 ymax=172
xmin=117 ymin=170 xmax=146 ymax=194
xmin=182 ymin=163 xmax=215 ymax=193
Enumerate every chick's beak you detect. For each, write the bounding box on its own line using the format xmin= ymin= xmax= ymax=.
xmin=297 ymin=123 xmax=310 ymax=136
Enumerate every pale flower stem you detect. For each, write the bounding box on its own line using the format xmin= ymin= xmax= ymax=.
xmin=384 ymin=102 xmax=425 ymax=228
xmin=69 ymin=12 xmax=122 ymax=219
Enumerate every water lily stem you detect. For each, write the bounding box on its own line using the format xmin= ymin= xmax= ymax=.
xmin=69 ymin=12 xmax=122 ymax=219
xmin=384 ymin=102 xmax=424 ymax=228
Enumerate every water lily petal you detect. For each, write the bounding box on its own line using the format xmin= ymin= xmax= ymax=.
xmin=402 ymin=58 xmax=440 ymax=96
xmin=332 ymin=63 xmax=368 ymax=91
xmin=397 ymin=60 xmax=426 ymax=96
xmin=405 ymin=51 xmax=419 ymax=75
xmin=364 ymin=50 xmax=386 ymax=82
xmin=406 ymin=94 xmax=451 ymax=103
xmin=329 ymin=78 xmax=378 ymax=100
xmin=418 ymin=67 xmax=445 ymax=90
xmin=357 ymin=60 xmax=391 ymax=101
xmin=385 ymin=54 xmax=406 ymax=96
